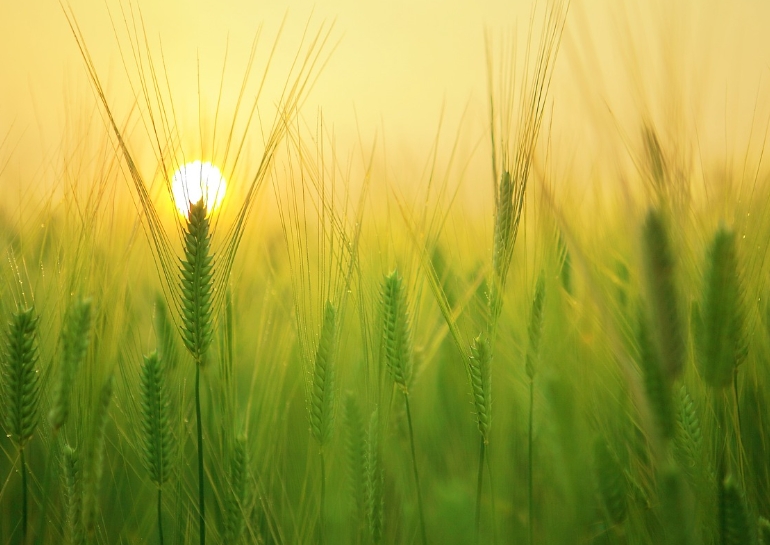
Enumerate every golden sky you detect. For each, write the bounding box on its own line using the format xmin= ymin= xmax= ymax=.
xmin=1 ymin=0 xmax=769 ymax=193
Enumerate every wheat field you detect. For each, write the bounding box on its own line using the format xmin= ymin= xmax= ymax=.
xmin=1 ymin=1 xmax=770 ymax=544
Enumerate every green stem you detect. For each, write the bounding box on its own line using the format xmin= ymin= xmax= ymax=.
xmin=485 ymin=452 xmax=497 ymax=545
xmin=33 ymin=440 xmax=56 ymax=545
xmin=21 ymin=446 xmax=28 ymax=540
xmin=196 ymin=364 xmax=205 ymax=545
xmin=320 ymin=449 xmax=326 ymax=545
xmin=404 ymin=391 xmax=428 ymax=545
xmin=158 ymin=486 xmax=165 ymax=545
xmin=528 ymin=378 xmax=534 ymax=545
xmin=475 ymin=440 xmax=485 ymax=544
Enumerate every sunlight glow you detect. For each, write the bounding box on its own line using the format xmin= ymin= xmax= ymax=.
xmin=171 ymin=161 xmax=227 ymax=218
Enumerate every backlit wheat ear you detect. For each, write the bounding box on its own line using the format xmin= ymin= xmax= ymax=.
xmin=224 ymin=434 xmax=249 ymax=543
xmin=1 ymin=307 xmax=41 ymax=448
xmin=139 ymin=351 xmax=173 ymax=486
xmin=594 ymin=437 xmax=628 ymax=526
xmin=62 ymin=444 xmax=84 ymax=545
xmin=696 ymin=226 xmax=746 ymax=389
xmin=310 ymin=301 xmax=338 ymax=446
xmin=381 ymin=270 xmax=412 ymax=390
xmin=719 ymin=475 xmax=751 ymax=545
xmin=641 ymin=208 xmax=685 ymax=380
xmin=49 ymin=297 xmax=92 ymax=431
xmin=673 ymin=384 xmax=704 ymax=478
xmin=469 ymin=335 xmax=492 ymax=443
xmin=344 ymin=393 xmax=366 ymax=524
xmin=636 ymin=306 xmax=675 ymax=441
xmin=365 ymin=409 xmax=384 ymax=545
xmin=82 ymin=374 xmax=114 ymax=538
xmin=526 ymin=272 xmax=546 ymax=380
xmin=180 ymin=199 xmax=215 ymax=367
xmin=0 ymin=306 xmax=41 ymax=538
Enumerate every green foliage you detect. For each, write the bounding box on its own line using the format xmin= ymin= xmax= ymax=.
xmin=139 ymin=351 xmax=174 ymax=486
xmin=759 ymin=517 xmax=770 ymax=545
xmin=49 ymin=297 xmax=92 ymax=431
xmin=0 ymin=307 xmax=41 ymax=448
xmin=469 ymin=335 xmax=492 ymax=442
xmin=694 ymin=227 xmax=746 ymax=389
xmin=310 ymin=301 xmax=338 ymax=446
xmin=180 ymin=199 xmax=215 ymax=366
xmin=381 ymin=270 xmax=413 ymax=389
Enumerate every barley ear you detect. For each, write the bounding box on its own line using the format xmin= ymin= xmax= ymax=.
xmin=719 ymin=475 xmax=751 ymax=545
xmin=49 ymin=298 xmax=92 ymax=431
xmin=641 ymin=208 xmax=685 ymax=380
xmin=526 ymin=272 xmax=546 ymax=380
xmin=696 ymin=227 xmax=746 ymax=389
xmin=82 ymin=374 xmax=114 ymax=537
xmin=139 ymin=351 xmax=173 ymax=486
xmin=673 ymin=384 xmax=704 ymax=479
xmin=365 ymin=409 xmax=384 ymax=544
xmin=381 ymin=270 xmax=412 ymax=389
xmin=310 ymin=300 xmax=338 ymax=446
xmin=62 ymin=444 xmax=84 ymax=545
xmin=224 ymin=434 xmax=249 ymax=543
xmin=469 ymin=335 xmax=492 ymax=443
xmin=180 ymin=199 xmax=215 ymax=367
xmin=594 ymin=436 xmax=628 ymax=526
xmin=343 ymin=392 xmax=366 ymax=520
xmin=636 ymin=306 xmax=675 ymax=441
xmin=1 ymin=307 xmax=41 ymax=448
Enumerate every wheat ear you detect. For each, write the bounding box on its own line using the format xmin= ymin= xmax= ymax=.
xmin=0 ymin=306 xmax=41 ymax=538
xmin=365 ymin=408 xmax=384 ymax=545
xmin=82 ymin=374 xmax=114 ymax=538
xmin=62 ymin=444 xmax=84 ymax=545
xmin=49 ymin=298 xmax=92 ymax=431
xmin=224 ymin=434 xmax=249 ymax=543
xmin=139 ymin=351 xmax=173 ymax=545
xmin=180 ymin=199 xmax=215 ymax=545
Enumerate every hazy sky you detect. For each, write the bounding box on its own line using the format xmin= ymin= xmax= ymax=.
xmin=1 ymin=0 xmax=769 ymax=190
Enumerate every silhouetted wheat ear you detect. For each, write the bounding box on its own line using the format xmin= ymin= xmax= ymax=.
xmin=695 ymin=227 xmax=746 ymax=389
xmin=49 ymin=298 xmax=92 ymax=431
xmin=82 ymin=375 xmax=114 ymax=537
xmin=310 ymin=301 xmax=338 ymax=446
xmin=180 ymin=199 xmax=215 ymax=366
xmin=636 ymin=307 xmax=675 ymax=441
xmin=62 ymin=444 xmax=84 ymax=545
xmin=365 ymin=409 xmax=384 ymax=545
xmin=641 ymin=208 xmax=685 ymax=380
xmin=469 ymin=335 xmax=492 ymax=443
xmin=526 ymin=272 xmax=546 ymax=380
xmin=594 ymin=436 xmax=628 ymax=526
xmin=381 ymin=270 xmax=412 ymax=389
xmin=1 ymin=307 xmax=41 ymax=447
xmin=720 ymin=475 xmax=751 ymax=545
xmin=673 ymin=384 xmax=703 ymax=477
xmin=224 ymin=434 xmax=249 ymax=543
xmin=343 ymin=392 xmax=366 ymax=518
xmin=139 ymin=351 xmax=173 ymax=486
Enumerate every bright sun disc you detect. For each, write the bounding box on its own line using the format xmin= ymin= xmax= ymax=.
xmin=171 ymin=161 xmax=227 ymax=217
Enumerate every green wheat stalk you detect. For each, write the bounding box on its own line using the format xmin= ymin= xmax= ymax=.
xmin=180 ymin=199 xmax=215 ymax=545
xmin=344 ymin=392 xmax=366 ymax=536
xmin=0 ymin=306 xmax=41 ymax=539
xmin=381 ymin=270 xmax=427 ymax=545
xmin=139 ymin=351 xmax=174 ymax=545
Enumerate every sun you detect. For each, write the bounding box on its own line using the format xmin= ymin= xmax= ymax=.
xmin=171 ymin=161 xmax=227 ymax=218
